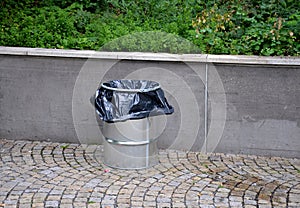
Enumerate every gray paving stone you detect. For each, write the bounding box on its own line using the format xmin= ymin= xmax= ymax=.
xmin=45 ymin=200 xmax=59 ymax=207
xmin=18 ymin=203 xmax=32 ymax=208
xmin=3 ymin=200 xmax=17 ymax=205
xmin=0 ymin=139 xmax=299 ymax=208
xmin=59 ymin=204 xmax=73 ymax=208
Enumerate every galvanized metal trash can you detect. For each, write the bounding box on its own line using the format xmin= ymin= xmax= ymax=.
xmin=102 ymin=116 xmax=163 ymax=169
xmin=93 ymin=80 xmax=174 ymax=169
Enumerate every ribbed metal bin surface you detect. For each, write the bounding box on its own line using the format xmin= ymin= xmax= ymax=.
xmin=102 ymin=116 xmax=164 ymax=169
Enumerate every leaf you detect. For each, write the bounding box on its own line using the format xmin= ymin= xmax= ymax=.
xmin=60 ymin=144 xmax=69 ymax=149
xmin=279 ymin=0 xmax=287 ymax=8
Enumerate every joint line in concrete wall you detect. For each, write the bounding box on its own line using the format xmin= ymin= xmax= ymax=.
xmin=204 ymin=63 xmax=208 ymax=154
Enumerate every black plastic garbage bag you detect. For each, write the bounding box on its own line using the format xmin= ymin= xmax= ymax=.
xmin=94 ymin=80 xmax=174 ymax=122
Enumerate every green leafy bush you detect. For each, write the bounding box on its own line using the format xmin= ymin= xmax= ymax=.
xmin=101 ymin=31 xmax=201 ymax=53
xmin=192 ymin=0 xmax=300 ymax=55
xmin=0 ymin=0 xmax=299 ymax=55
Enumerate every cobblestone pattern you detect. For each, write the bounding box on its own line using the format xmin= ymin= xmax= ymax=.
xmin=0 ymin=139 xmax=299 ymax=208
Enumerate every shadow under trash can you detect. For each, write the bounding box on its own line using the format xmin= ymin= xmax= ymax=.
xmin=93 ymin=80 xmax=174 ymax=169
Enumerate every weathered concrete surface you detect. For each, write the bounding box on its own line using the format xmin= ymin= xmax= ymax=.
xmin=210 ymin=64 xmax=300 ymax=158
xmin=0 ymin=55 xmax=206 ymax=151
xmin=1 ymin=46 xmax=300 ymax=65
xmin=0 ymin=52 xmax=300 ymax=158
xmin=0 ymin=55 xmax=84 ymax=143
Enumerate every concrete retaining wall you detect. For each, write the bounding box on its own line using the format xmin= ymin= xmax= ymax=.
xmin=0 ymin=47 xmax=299 ymax=158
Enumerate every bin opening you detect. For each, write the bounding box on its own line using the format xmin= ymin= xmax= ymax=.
xmin=94 ymin=79 xmax=174 ymax=122
xmin=101 ymin=79 xmax=161 ymax=92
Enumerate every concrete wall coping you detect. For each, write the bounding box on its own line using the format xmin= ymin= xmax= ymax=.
xmin=1 ymin=46 xmax=300 ymax=66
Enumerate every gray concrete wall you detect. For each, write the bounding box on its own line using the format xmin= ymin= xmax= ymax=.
xmin=0 ymin=55 xmax=83 ymax=143
xmin=0 ymin=47 xmax=299 ymax=158
xmin=211 ymin=64 xmax=300 ymax=158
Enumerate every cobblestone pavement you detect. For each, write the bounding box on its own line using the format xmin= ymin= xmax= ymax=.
xmin=0 ymin=139 xmax=299 ymax=208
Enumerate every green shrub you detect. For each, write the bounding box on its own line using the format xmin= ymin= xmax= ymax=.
xmin=0 ymin=0 xmax=299 ymax=56
xmin=192 ymin=0 xmax=299 ymax=55
xmin=1 ymin=5 xmax=80 ymax=49
xmin=101 ymin=31 xmax=201 ymax=53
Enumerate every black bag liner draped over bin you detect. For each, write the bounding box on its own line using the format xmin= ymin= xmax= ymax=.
xmin=94 ymin=80 xmax=174 ymax=122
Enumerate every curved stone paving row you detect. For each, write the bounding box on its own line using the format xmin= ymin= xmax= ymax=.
xmin=0 ymin=139 xmax=299 ymax=208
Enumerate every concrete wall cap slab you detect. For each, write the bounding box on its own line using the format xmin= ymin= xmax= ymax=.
xmin=0 ymin=46 xmax=299 ymax=66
